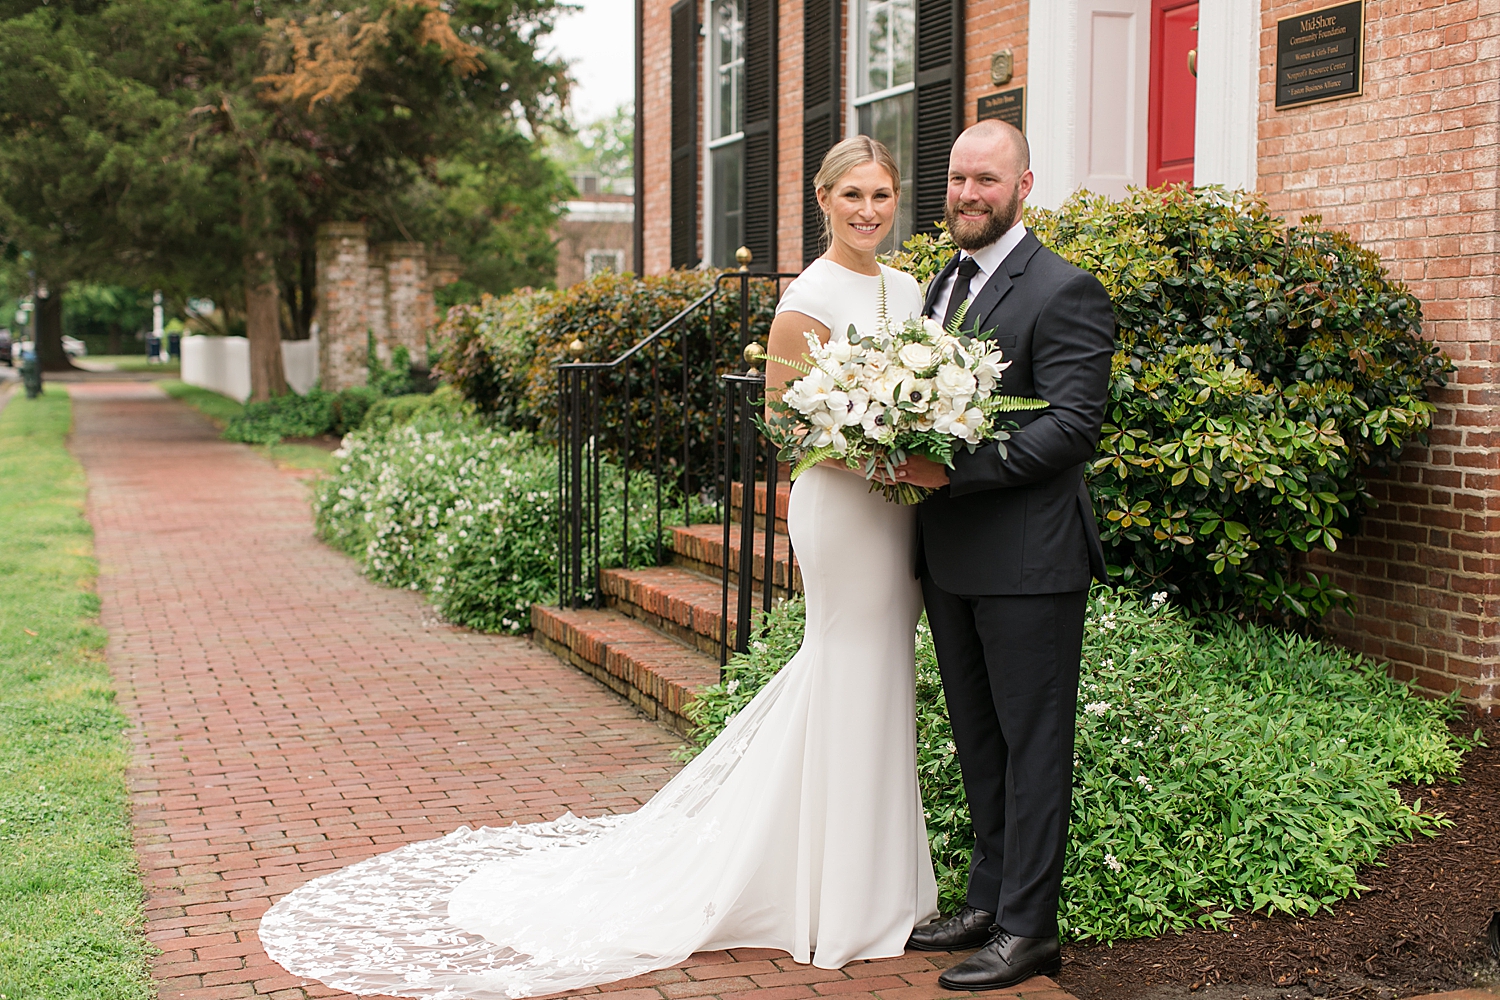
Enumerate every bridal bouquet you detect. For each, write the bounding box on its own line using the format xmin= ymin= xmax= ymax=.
xmin=762 ymin=283 xmax=1048 ymax=504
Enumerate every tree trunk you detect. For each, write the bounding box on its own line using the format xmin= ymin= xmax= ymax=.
xmin=107 ymin=322 xmax=122 ymax=356
xmin=245 ymin=251 xmax=288 ymax=401
xmin=35 ymin=290 xmax=75 ymax=372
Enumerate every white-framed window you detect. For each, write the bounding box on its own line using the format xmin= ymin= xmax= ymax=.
xmin=585 ymin=249 xmax=626 ymax=278
xmin=850 ymin=0 xmax=915 ymax=252
xmin=705 ymin=0 xmax=745 ymax=267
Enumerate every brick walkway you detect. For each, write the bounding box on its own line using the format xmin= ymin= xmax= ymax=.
xmin=70 ymin=381 xmax=1075 ymax=1000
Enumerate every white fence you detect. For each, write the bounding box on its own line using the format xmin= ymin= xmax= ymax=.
xmin=180 ymin=335 xmax=319 ymax=402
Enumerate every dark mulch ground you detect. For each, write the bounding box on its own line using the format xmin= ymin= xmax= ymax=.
xmin=1057 ymin=711 xmax=1500 ymax=1000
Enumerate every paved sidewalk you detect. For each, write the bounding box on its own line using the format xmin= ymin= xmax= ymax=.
xmin=72 ymin=381 xmax=1075 ymax=1000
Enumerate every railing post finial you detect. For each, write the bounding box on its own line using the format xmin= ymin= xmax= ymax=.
xmin=735 ymin=246 xmax=753 ymax=271
xmin=743 ymin=342 xmax=765 ymax=376
xmin=568 ymin=338 xmax=585 ymax=359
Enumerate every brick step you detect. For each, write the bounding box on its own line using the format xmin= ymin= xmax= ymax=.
xmin=729 ymin=480 xmax=792 ymax=532
xmin=603 ymin=565 xmax=770 ymax=656
xmin=530 ymin=604 xmax=719 ymax=737
xmin=670 ymin=523 xmax=802 ymax=594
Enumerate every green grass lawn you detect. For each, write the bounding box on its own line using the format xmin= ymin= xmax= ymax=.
xmin=0 ymin=387 xmax=152 ymax=999
xmin=82 ymin=355 xmax=180 ymax=375
xmin=159 ymin=379 xmax=338 ymax=474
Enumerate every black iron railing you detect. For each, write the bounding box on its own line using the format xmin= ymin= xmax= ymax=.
xmin=718 ymin=358 xmax=796 ymax=666
xmin=556 ymin=254 xmax=800 ymax=621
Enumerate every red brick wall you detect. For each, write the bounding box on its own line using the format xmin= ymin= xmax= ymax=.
xmin=1257 ymin=0 xmax=1499 ymax=710
xmin=642 ymin=0 xmax=706 ymax=274
xmin=778 ymin=0 xmax=806 ymax=271
xmin=642 ymin=0 xmax=673 ymax=275
xmin=962 ymin=1 xmax=1029 ymax=128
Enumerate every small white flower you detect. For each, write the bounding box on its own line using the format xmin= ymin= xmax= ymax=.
xmin=1151 ymin=591 xmax=1169 ymax=607
xmin=1104 ymin=853 xmax=1125 ymax=873
xmin=1084 ymin=701 xmax=1110 ymax=716
xmin=725 ymin=679 xmax=740 ymax=694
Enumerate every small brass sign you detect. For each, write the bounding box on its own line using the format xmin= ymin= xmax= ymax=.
xmin=990 ymin=50 xmax=1013 ymax=86
xmin=977 ymin=87 xmax=1025 ymax=133
xmin=1275 ymin=0 xmax=1364 ymax=109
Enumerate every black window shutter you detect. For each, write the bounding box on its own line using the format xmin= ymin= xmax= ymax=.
xmin=741 ymin=0 xmax=777 ymax=271
xmin=801 ymin=0 xmax=840 ymax=266
xmin=913 ymin=0 xmax=963 ymax=236
xmin=670 ymin=0 xmax=699 ymax=269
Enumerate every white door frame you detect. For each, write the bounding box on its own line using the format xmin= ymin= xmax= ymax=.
xmin=1024 ymin=0 xmax=1259 ymax=207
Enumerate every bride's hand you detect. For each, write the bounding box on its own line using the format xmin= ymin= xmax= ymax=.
xmin=892 ymin=455 xmax=950 ymax=488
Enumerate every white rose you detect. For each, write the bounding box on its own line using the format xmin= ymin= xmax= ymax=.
xmin=934 ymin=364 xmax=977 ymax=400
xmin=825 ymin=340 xmax=855 ymax=364
xmin=923 ymin=317 xmax=946 ymax=339
xmin=897 ymin=342 xmax=936 ymax=372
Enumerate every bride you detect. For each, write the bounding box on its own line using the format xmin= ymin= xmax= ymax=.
xmin=259 ymin=135 xmax=938 ymax=999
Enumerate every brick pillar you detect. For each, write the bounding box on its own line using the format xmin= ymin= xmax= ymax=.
xmin=379 ymin=242 xmax=432 ymax=368
xmin=314 ymin=222 xmax=371 ymax=392
xmin=365 ymin=246 xmax=389 ymax=368
xmin=429 ymin=253 xmax=462 ymax=292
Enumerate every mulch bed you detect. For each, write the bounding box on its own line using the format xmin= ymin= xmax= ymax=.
xmin=1056 ymin=710 xmax=1500 ymax=1000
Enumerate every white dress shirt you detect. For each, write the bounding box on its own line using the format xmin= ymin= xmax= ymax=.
xmin=929 ymin=219 xmax=1029 ymax=323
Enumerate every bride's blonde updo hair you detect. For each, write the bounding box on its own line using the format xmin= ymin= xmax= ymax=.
xmin=813 ymin=135 xmax=902 ymax=252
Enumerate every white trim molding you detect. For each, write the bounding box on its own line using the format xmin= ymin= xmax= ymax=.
xmin=1194 ymin=0 xmax=1260 ymax=190
xmin=1025 ymin=0 xmax=1079 ymax=210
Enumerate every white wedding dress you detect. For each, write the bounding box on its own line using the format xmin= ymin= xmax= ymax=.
xmin=258 ymin=258 xmax=937 ymax=1000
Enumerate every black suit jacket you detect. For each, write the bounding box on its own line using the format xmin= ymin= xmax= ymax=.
xmin=916 ymin=232 xmax=1115 ymax=595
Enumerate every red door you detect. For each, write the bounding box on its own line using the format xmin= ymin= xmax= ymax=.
xmin=1147 ymin=0 xmax=1198 ymax=188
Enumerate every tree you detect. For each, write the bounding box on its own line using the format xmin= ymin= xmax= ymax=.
xmin=547 ymin=104 xmax=635 ymax=195
xmin=0 ymin=2 xmax=185 ymax=369
xmin=0 ymin=0 xmax=572 ymax=391
xmin=63 ymin=283 xmax=154 ymax=355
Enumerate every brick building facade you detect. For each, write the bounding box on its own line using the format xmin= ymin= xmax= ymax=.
xmin=634 ymin=0 xmax=1498 ymax=708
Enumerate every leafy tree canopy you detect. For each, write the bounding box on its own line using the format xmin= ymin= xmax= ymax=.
xmin=0 ymin=0 xmax=573 ymax=382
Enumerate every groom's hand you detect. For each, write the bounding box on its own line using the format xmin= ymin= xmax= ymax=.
xmin=894 ymin=455 xmax=950 ymax=488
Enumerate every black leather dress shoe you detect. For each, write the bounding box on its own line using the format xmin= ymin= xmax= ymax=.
xmin=937 ymin=929 xmax=1061 ymax=991
xmin=905 ymin=906 xmax=997 ymax=952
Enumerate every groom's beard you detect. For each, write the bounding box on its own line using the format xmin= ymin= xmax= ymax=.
xmin=944 ymin=184 xmax=1022 ymax=251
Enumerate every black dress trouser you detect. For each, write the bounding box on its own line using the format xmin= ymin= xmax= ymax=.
xmin=920 ymin=577 xmax=1088 ymax=939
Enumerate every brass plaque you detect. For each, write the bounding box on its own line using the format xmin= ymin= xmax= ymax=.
xmin=976 ymin=87 xmax=1025 ymax=132
xmin=1275 ymin=1 xmax=1364 ymax=109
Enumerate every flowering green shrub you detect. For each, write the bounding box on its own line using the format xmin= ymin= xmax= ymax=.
xmin=685 ymin=590 xmax=1471 ymax=942
xmin=888 ymin=188 xmax=1450 ymax=621
xmin=314 ymin=413 xmax=682 ymax=632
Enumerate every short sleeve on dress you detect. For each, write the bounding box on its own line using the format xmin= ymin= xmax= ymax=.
xmin=774 ymin=264 xmax=835 ymax=330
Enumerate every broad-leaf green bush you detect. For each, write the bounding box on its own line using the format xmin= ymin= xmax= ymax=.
xmin=432 ymin=270 xmax=780 ymax=487
xmin=223 ymin=345 xmax=435 ymax=444
xmin=888 ymin=188 xmax=1450 ymax=622
xmin=685 ymin=590 xmax=1471 ymax=942
xmin=314 ymin=411 xmax=690 ymax=632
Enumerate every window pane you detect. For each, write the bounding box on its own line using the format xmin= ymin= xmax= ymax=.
xmin=712 ymin=141 xmax=744 ymax=266
xmin=713 ymin=0 xmax=744 ymax=138
xmin=857 ymin=91 xmax=914 ymax=253
xmin=858 ymin=0 xmax=914 ymax=97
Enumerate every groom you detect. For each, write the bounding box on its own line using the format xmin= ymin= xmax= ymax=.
xmin=896 ymin=120 xmax=1115 ymax=990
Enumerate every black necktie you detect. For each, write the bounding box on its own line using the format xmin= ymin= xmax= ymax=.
xmin=941 ymin=256 xmax=982 ymax=333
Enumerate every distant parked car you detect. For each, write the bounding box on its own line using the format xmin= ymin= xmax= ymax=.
xmin=0 ymin=329 xmax=10 ymax=366
xmin=62 ymin=335 xmax=86 ymax=357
